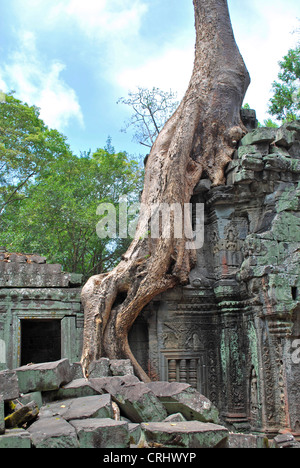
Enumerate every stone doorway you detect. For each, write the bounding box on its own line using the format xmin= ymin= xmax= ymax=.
xmin=21 ymin=319 xmax=61 ymax=366
xmin=128 ymin=316 xmax=149 ymax=374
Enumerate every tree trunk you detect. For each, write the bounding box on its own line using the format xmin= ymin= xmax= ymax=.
xmin=81 ymin=0 xmax=250 ymax=381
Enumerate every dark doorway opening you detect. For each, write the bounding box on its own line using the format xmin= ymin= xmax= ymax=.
xmin=128 ymin=316 xmax=149 ymax=375
xmin=21 ymin=319 xmax=61 ymax=366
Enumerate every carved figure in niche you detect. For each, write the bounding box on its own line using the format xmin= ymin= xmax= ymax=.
xmin=250 ymin=367 xmax=259 ymax=424
xmin=193 ymin=333 xmax=202 ymax=350
xmin=186 ymin=332 xmax=202 ymax=350
xmin=224 ymin=224 xmax=240 ymax=267
xmin=162 ymin=331 xmax=178 ymax=349
xmin=162 ymin=322 xmax=187 ymax=349
xmin=226 ymin=227 xmax=237 ymax=251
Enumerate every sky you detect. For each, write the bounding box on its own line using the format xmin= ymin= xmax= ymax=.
xmin=0 ymin=0 xmax=299 ymax=158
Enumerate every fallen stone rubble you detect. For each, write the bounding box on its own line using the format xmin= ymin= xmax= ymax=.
xmin=0 ymin=358 xmax=298 ymax=449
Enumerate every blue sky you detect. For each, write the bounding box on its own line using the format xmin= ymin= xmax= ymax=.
xmin=0 ymin=0 xmax=299 ymax=158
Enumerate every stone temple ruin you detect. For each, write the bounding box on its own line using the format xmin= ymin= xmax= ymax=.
xmin=132 ymin=112 xmax=300 ymax=438
xmin=0 ymin=111 xmax=300 ymax=447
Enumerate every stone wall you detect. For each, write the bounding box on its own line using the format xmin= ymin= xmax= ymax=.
xmin=130 ymin=116 xmax=300 ymax=438
xmin=0 ymin=251 xmax=83 ymax=370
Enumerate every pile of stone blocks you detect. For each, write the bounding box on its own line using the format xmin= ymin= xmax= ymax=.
xmin=0 ymin=358 xmax=232 ymax=449
xmin=1 ymin=358 xmax=297 ymax=448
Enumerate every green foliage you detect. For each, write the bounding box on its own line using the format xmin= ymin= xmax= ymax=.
xmin=0 ymin=92 xmax=71 ymax=215
xmin=1 ymin=144 xmax=143 ymax=279
xmin=268 ymin=47 xmax=300 ymax=122
xmin=257 ymin=119 xmax=279 ymax=128
xmin=0 ymin=94 xmax=143 ymax=279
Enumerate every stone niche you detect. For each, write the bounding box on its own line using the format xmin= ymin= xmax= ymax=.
xmin=0 ymin=251 xmax=83 ymax=370
xmin=129 ymin=115 xmax=300 ymax=438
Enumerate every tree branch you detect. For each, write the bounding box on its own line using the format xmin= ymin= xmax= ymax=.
xmin=0 ymin=171 xmax=35 ymax=215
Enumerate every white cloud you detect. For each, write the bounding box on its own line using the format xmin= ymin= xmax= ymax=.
xmin=63 ymin=0 xmax=148 ymax=39
xmin=0 ymin=31 xmax=83 ymax=131
xmin=117 ymin=44 xmax=195 ymax=100
xmin=116 ymin=0 xmax=299 ymax=122
xmin=233 ymin=0 xmax=299 ymax=122
xmin=14 ymin=0 xmax=148 ymax=42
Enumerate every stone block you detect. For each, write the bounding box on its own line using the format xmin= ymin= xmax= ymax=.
xmin=194 ymin=179 xmax=212 ymax=194
xmin=90 ymin=358 xmax=111 ymax=377
xmin=228 ymin=432 xmax=269 ymax=449
xmin=29 ymin=255 xmax=47 ymax=264
xmin=289 ymin=141 xmax=300 ymax=158
xmin=89 ymin=375 xmax=140 ymax=394
xmin=0 ymin=395 xmax=4 ymax=435
xmin=128 ymin=423 xmax=141 ymax=445
xmin=238 ymin=144 xmax=263 ymax=158
xmin=69 ymin=273 xmax=83 ymax=286
xmin=240 ymin=154 xmax=264 ymax=172
xmin=28 ymin=416 xmax=79 ymax=448
xmin=91 ymin=377 xmax=167 ymax=423
xmin=44 ymin=378 xmax=102 ymax=402
xmin=0 ymin=370 xmax=20 ymax=401
xmin=72 ymin=359 xmax=111 ymax=380
xmin=109 ymin=359 xmax=134 ymax=376
xmin=146 ymin=381 xmax=219 ymax=424
xmin=12 ymin=392 xmax=43 ymax=409
xmin=15 ymin=359 xmax=73 ymax=393
xmin=71 ymin=362 xmax=84 ymax=379
xmin=241 ymin=128 xmax=276 ymax=146
xmin=5 ymin=401 xmax=39 ymax=429
xmin=42 ymin=394 xmax=113 ymax=421
xmin=141 ymin=421 xmax=228 ymax=449
xmin=275 ymin=127 xmax=296 ymax=148
xmin=233 ymin=169 xmax=255 ymax=184
xmin=70 ymin=418 xmax=130 ymax=448
xmin=164 ymin=412 xmax=187 ymax=423
xmin=0 ymin=429 xmax=31 ymax=449
xmin=264 ymin=153 xmax=290 ymax=172
xmin=286 ymin=120 xmax=300 ymax=133
xmin=240 ymin=108 xmax=258 ymax=131
xmin=272 ymin=433 xmax=300 ymax=449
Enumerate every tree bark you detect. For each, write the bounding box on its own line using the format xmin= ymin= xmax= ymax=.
xmin=81 ymin=0 xmax=250 ymax=381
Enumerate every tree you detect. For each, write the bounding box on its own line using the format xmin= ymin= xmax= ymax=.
xmin=268 ymin=46 xmax=300 ymax=122
xmin=118 ymin=87 xmax=179 ymax=148
xmin=0 ymin=141 xmax=143 ymax=280
xmin=0 ymin=93 xmax=71 ymax=218
xmin=81 ymin=0 xmax=250 ymax=381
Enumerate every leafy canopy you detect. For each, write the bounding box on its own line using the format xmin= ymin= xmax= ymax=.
xmin=0 ymin=92 xmax=71 ymax=216
xmin=268 ymin=46 xmax=300 ymax=122
xmin=0 ymin=93 xmax=143 ymax=279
